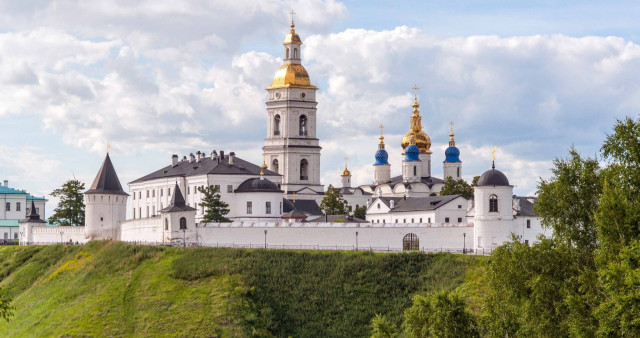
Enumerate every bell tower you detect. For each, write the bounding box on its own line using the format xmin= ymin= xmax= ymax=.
xmin=262 ymin=13 xmax=323 ymax=197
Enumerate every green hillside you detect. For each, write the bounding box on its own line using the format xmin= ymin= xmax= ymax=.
xmin=0 ymin=242 xmax=485 ymax=337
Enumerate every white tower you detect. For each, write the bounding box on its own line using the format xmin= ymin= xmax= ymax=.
xmin=373 ymin=124 xmax=391 ymax=185
xmin=19 ymin=200 xmax=46 ymax=245
xmin=262 ymin=15 xmax=323 ymax=197
xmin=402 ymin=136 xmax=422 ymax=183
xmin=160 ymin=183 xmax=197 ymax=246
xmin=443 ymin=121 xmax=462 ymax=180
xmin=473 ymin=161 xmax=514 ymax=250
xmin=85 ymin=153 xmax=128 ymax=240
xmin=341 ymin=158 xmax=351 ymax=188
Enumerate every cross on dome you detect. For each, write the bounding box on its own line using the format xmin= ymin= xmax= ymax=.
xmin=290 ymin=9 xmax=296 ymax=27
xmin=412 ymin=84 xmax=419 ymax=100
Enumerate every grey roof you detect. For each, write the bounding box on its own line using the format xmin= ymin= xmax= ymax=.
xmin=282 ymin=209 xmax=308 ymax=219
xmin=477 ymin=162 xmax=510 ymax=186
xmin=160 ymin=183 xmax=196 ymax=212
xmin=85 ymin=153 xmax=128 ymax=195
xmin=19 ymin=200 xmax=46 ymax=223
xmin=375 ymin=175 xmax=445 ymax=189
xmin=130 ymin=154 xmax=279 ymax=184
xmin=514 ymin=196 xmax=537 ymax=217
xmin=375 ymin=197 xmax=403 ymax=208
xmin=234 ymin=178 xmax=283 ymax=193
xmin=282 ymin=198 xmax=322 ymax=216
xmin=339 ymin=187 xmax=373 ymax=195
xmin=388 ymin=195 xmax=463 ymax=212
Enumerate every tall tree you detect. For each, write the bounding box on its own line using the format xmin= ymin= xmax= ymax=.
xmin=197 ymin=185 xmax=230 ymax=222
xmin=403 ymin=290 xmax=479 ymax=338
xmin=353 ymin=204 xmax=367 ymax=220
xmin=320 ymin=185 xmax=349 ymax=215
xmin=49 ymin=179 xmax=85 ymax=226
xmin=439 ymin=177 xmax=474 ymax=199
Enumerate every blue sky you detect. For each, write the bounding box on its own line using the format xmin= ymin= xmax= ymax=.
xmin=0 ymin=0 xmax=638 ymax=217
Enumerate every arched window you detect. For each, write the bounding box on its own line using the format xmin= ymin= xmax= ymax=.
xmin=403 ymin=233 xmax=419 ymax=251
xmin=164 ymin=218 xmax=168 ymax=230
xmin=299 ymin=115 xmax=307 ymax=135
xmin=179 ymin=217 xmax=187 ymax=230
xmin=457 ymin=167 xmax=460 ymax=178
xmin=286 ymin=48 xmax=289 ymax=59
xmin=413 ymin=166 xmax=417 ymax=176
xmin=489 ymin=195 xmax=498 ymax=212
xmin=274 ymin=115 xmax=281 ymax=135
xmin=300 ymin=159 xmax=308 ymax=180
xmin=294 ymin=48 xmax=298 ymax=58
xmin=272 ymin=159 xmax=279 ymax=173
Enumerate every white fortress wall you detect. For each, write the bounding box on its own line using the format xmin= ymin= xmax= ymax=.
xmin=30 ymin=226 xmax=86 ymax=244
xmin=120 ymin=217 xmax=164 ymax=242
xmin=196 ymin=222 xmax=474 ymax=251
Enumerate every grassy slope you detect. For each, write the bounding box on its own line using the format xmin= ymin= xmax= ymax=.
xmin=0 ymin=242 xmax=487 ymax=337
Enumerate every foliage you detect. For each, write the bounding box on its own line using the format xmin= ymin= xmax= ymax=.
xmin=197 ymin=185 xmax=230 ymax=222
xmin=48 ymin=179 xmax=85 ymax=226
xmin=320 ymin=184 xmax=349 ymax=215
xmin=353 ymin=204 xmax=368 ymax=219
xmin=439 ymin=177 xmax=474 ymax=199
xmin=403 ymin=290 xmax=478 ymax=338
xmin=0 ymin=288 xmax=13 ymax=322
xmin=471 ymin=176 xmax=480 ymax=187
xmin=370 ymin=314 xmax=397 ymax=338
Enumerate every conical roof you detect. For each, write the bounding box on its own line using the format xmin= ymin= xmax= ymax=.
xmin=160 ymin=183 xmax=196 ymax=212
xmin=19 ymin=200 xmax=46 ymax=223
xmin=85 ymin=153 xmax=128 ymax=195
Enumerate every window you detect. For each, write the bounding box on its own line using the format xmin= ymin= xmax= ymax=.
xmin=300 ymin=159 xmax=309 ymax=180
xmin=146 ymin=206 xmax=149 ymax=217
xmin=445 ymin=217 xmax=450 ymax=223
xmin=526 ymin=219 xmax=531 ymax=228
xmin=152 ymin=190 xmax=155 ymax=197
xmin=458 ymin=217 xmax=463 ymax=223
xmin=133 ymin=208 xmax=136 ymax=219
xmin=457 ymin=167 xmax=461 ymax=178
xmin=383 ymin=219 xmax=386 ymax=224
xmin=227 ymin=185 xmax=233 ymax=193
xmin=179 ymin=217 xmax=187 ymax=230
xmin=160 ymin=189 xmax=163 ymax=197
xmin=187 ymin=186 xmax=190 ymax=194
xmin=411 ymin=218 xmax=414 ymax=223
xmin=395 ymin=219 xmax=398 ymax=223
xmin=272 ymin=159 xmax=279 ymax=173
xmin=403 ymin=219 xmax=406 ymax=223
xmin=133 ymin=193 xmax=135 ymax=200
xmin=525 ymin=240 xmax=529 ymax=245
xmin=458 ymin=205 xmax=462 ymax=209
xmin=280 ymin=202 xmax=282 ymax=214
xmin=286 ymin=48 xmax=289 ymax=59
xmin=13 ymin=232 xmax=18 ymax=240
xmin=293 ymin=48 xmax=298 ymax=58
xmin=489 ymin=195 xmax=498 ymax=212
xmin=247 ymin=201 xmax=253 ymax=214
xmin=266 ymin=201 xmax=272 ymax=214
xmin=403 ymin=233 xmax=419 ymax=251
xmin=377 ymin=203 xmax=380 ymax=209
xmin=168 ymin=188 xmax=171 ymax=196
xmin=413 ymin=166 xmax=417 ymax=176
xmin=419 ymin=218 xmax=422 ymax=223
xmin=146 ymin=190 xmax=149 ymax=198
xmin=428 ymin=217 xmax=431 ymax=223
xmin=165 ymin=218 xmax=168 ymax=230
xmin=139 ymin=191 xmax=142 ymax=199
xmin=299 ymin=115 xmax=307 ymax=135
xmin=16 ymin=202 xmax=20 ymax=212
xmin=5 ymin=203 xmax=9 ymax=211
xmin=274 ymin=115 xmax=281 ymax=135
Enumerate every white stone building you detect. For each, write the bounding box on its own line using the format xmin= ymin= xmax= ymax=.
xmin=1 ymin=180 xmax=47 ymax=242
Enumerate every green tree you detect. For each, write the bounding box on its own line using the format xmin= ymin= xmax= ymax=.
xmin=471 ymin=175 xmax=480 ymax=187
xmin=49 ymin=179 xmax=85 ymax=226
xmin=370 ymin=314 xmax=397 ymax=338
xmin=353 ymin=204 xmax=367 ymax=220
xmin=197 ymin=185 xmax=230 ymax=222
xmin=320 ymin=185 xmax=349 ymax=215
xmin=439 ymin=177 xmax=474 ymax=199
xmin=403 ymin=290 xmax=478 ymax=338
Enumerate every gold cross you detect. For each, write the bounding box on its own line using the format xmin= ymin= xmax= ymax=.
xmin=344 ymin=157 xmax=348 ymax=169
xmin=379 ymin=124 xmax=384 ymax=136
xmin=290 ymin=10 xmax=296 ymax=26
xmin=412 ymin=84 xmax=419 ymax=99
xmin=449 ymin=121 xmax=454 ymax=133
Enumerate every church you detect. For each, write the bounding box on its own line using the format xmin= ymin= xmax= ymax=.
xmin=19 ymin=18 xmax=552 ymax=252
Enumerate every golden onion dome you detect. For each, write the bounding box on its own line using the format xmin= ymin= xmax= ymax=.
xmin=284 ymin=27 xmax=302 ymax=45
xmin=268 ymin=63 xmax=317 ymax=89
xmin=401 ymin=98 xmax=432 ymax=154
xmin=341 ymin=168 xmax=351 ymax=176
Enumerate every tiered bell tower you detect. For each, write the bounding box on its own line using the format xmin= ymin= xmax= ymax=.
xmin=262 ymin=14 xmax=323 ymax=198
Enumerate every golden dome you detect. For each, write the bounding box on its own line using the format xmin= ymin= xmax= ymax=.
xmin=268 ymin=63 xmax=317 ymax=89
xmin=284 ymin=27 xmax=302 ymax=45
xmin=400 ymin=98 xmax=432 ymax=154
xmin=341 ymin=168 xmax=351 ymax=176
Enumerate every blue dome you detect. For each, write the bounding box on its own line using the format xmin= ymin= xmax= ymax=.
xmin=444 ymin=146 xmax=461 ymax=162
xmin=405 ymin=144 xmax=420 ymax=161
xmin=375 ymin=149 xmax=389 ymax=165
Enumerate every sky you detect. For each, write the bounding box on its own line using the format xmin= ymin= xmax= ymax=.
xmin=1 ymin=0 xmax=639 ymax=217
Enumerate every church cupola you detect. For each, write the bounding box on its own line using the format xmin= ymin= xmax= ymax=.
xmin=443 ymin=121 xmax=462 ymax=180
xmin=401 ymin=85 xmax=432 ymax=177
xmin=402 ymin=135 xmax=422 ymax=183
xmin=341 ymin=158 xmax=352 ymax=188
xmin=373 ymin=124 xmax=391 ymax=185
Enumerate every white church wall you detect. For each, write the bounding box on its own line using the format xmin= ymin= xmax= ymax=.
xmin=30 ymin=226 xmax=86 ymax=244
xmin=120 ymin=217 xmax=164 ymax=243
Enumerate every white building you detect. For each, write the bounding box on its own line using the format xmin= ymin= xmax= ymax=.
xmin=0 ymin=180 xmax=47 ymax=242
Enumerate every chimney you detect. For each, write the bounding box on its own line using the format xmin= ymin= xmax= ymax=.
xmin=228 ymin=152 xmax=235 ymax=165
xmin=403 ymin=195 xmax=406 ymax=200
xmin=196 ymin=151 xmax=201 ymax=162
xmin=171 ymin=154 xmax=178 ymax=167
xmin=390 ymin=199 xmax=395 ymax=208
xmin=182 ymin=156 xmax=187 ymax=161
xmin=211 ymin=150 xmax=218 ymax=160
xmin=220 ymin=151 xmax=225 ymax=160
xmin=200 ymin=151 xmax=205 ymax=160
xmin=3 ymin=180 xmax=7 ymax=188
xmin=189 ymin=153 xmax=195 ymax=163
xmin=513 ymin=197 xmax=521 ymax=212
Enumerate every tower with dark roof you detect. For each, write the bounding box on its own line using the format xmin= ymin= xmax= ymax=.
xmin=473 ymin=161 xmax=514 ymax=250
xmin=85 ymin=153 xmax=129 ymax=240
xmin=19 ymin=200 xmax=46 ymax=244
xmin=443 ymin=122 xmax=462 ymax=180
xmin=159 ymin=183 xmax=197 ymax=245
